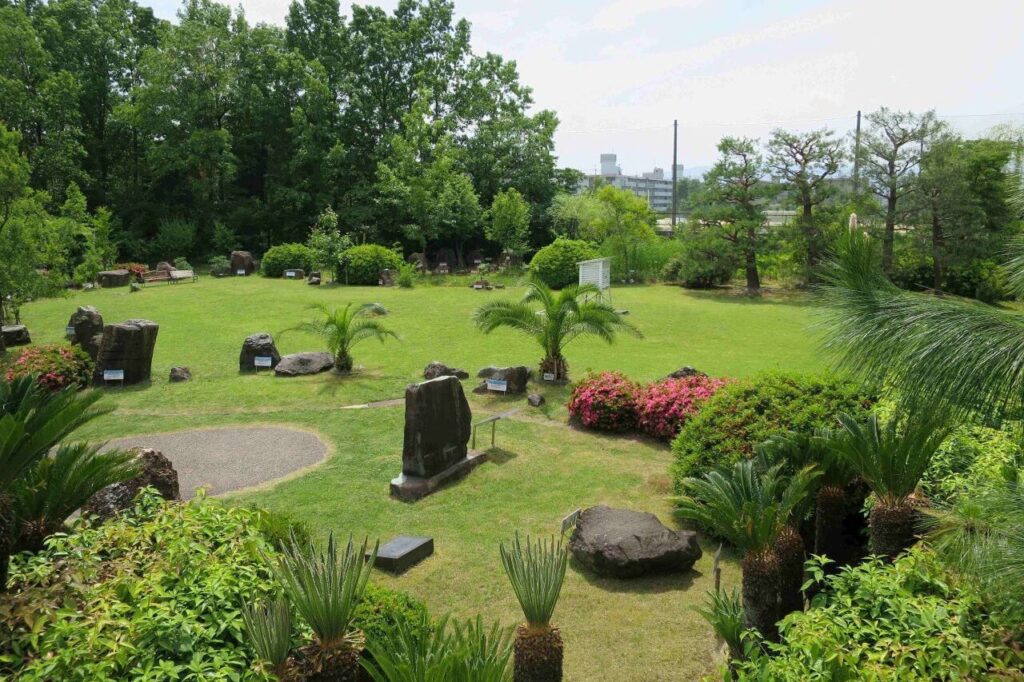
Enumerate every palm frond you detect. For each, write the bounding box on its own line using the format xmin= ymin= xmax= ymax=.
xmin=499 ymin=534 xmax=567 ymax=627
xmin=473 ymin=301 xmax=545 ymax=337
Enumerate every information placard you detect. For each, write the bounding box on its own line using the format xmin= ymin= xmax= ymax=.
xmin=236 ymin=269 xmax=246 ymax=276
xmin=103 ymin=369 xmax=125 ymax=382
xmin=285 ymin=271 xmax=296 ymax=278
xmin=485 ymin=378 xmax=508 ymax=392
xmin=254 ymin=356 xmax=273 ymax=368
xmin=542 ymin=372 xmax=556 ymax=381
xmin=65 ymin=325 xmax=76 ymax=336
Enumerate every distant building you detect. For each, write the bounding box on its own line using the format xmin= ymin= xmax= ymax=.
xmin=583 ymin=153 xmax=684 ymax=214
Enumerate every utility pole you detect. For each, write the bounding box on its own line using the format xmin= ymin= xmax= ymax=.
xmin=852 ymin=110 xmax=862 ymax=193
xmin=671 ymin=119 xmax=678 ymax=228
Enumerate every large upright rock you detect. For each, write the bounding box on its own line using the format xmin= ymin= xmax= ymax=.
xmin=230 ymin=251 xmax=257 ymax=275
xmin=67 ymin=306 xmax=104 ymax=360
xmin=391 ymin=376 xmax=483 ymax=501
xmin=156 ymin=261 xmax=174 ymax=272
xmin=568 ymin=506 xmax=702 ymax=578
xmin=239 ymin=333 xmax=281 ymax=372
xmin=82 ymin=447 xmax=180 ymax=522
xmin=93 ymin=319 xmax=159 ymax=386
xmin=97 ymin=269 xmax=131 ymax=288
xmin=1 ymin=325 xmax=31 ymax=347
xmin=476 ymin=365 xmax=531 ymax=394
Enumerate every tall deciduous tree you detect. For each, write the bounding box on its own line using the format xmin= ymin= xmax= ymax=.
xmin=486 ymin=187 xmax=530 ymax=257
xmin=767 ymin=127 xmax=845 ymax=278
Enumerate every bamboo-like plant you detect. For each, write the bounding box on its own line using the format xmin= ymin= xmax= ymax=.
xmin=286 ymin=303 xmax=397 ymax=373
xmin=267 ymin=533 xmax=378 ymax=678
xmin=499 ymin=534 xmax=568 ymax=682
xmin=11 ymin=442 xmax=139 ymax=552
xmin=241 ymin=596 xmax=293 ymax=678
xmin=0 ymin=376 xmax=108 ymax=589
xmin=675 ymin=460 xmax=819 ymax=640
xmin=473 ymin=277 xmax=640 ymax=381
xmin=832 ymin=412 xmax=949 ymax=561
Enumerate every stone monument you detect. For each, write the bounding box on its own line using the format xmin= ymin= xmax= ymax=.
xmin=93 ymin=319 xmax=159 ymax=386
xmin=239 ymin=332 xmax=281 ymax=372
xmin=67 ymin=306 xmax=104 ymax=360
xmin=390 ymin=376 xmax=485 ymax=501
xmin=230 ymin=251 xmax=257 ymax=275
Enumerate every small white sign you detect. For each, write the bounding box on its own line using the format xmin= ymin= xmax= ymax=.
xmin=65 ymin=326 xmax=76 ymax=335
xmin=485 ymin=378 xmax=508 ymax=392
xmin=236 ymin=269 xmax=246 ymax=276
xmin=473 ymin=284 xmax=484 ymax=290
xmin=254 ymin=356 xmax=273 ymax=368
xmin=543 ymin=372 xmax=556 ymax=381
xmin=285 ymin=271 xmax=296 ymax=278
xmin=103 ymin=369 xmax=125 ymax=382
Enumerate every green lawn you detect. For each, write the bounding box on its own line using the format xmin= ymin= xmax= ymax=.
xmin=18 ymin=277 xmax=825 ymax=681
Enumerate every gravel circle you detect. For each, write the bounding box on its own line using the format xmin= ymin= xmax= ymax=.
xmin=104 ymin=426 xmax=327 ymax=499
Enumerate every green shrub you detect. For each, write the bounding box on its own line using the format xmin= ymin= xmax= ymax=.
xmin=356 ymin=583 xmax=431 ymax=647
xmin=340 ymin=244 xmax=403 ymax=285
xmin=149 ymin=219 xmax=197 ymax=262
xmin=529 ymin=238 xmax=598 ymax=289
xmin=3 ymin=343 xmax=93 ymax=391
xmin=662 ymin=230 xmax=738 ymax=288
xmin=397 ymin=262 xmax=415 ymax=288
xmin=734 ymin=550 xmax=1013 ymax=680
xmin=260 ymin=243 xmax=316 ymax=278
xmin=250 ymin=505 xmax=313 ymax=550
xmin=920 ymin=424 xmax=1022 ymax=505
xmin=671 ymin=372 xmax=875 ymax=486
xmin=208 ymin=255 xmax=231 ymax=276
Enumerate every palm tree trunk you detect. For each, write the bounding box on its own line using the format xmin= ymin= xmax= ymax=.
xmin=869 ymin=497 xmax=916 ymax=561
xmin=514 ymin=624 xmax=563 ymax=682
xmin=814 ymin=484 xmax=848 ymax=563
xmin=540 ymin=353 xmax=569 ymax=382
xmin=741 ymin=548 xmax=780 ymax=641
xmin=335 ymin=350 xmax=353 ymax=373
xmin=775 ymin=525 xmax=805 ymax=618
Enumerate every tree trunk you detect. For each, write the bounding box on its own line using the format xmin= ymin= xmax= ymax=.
xmin=335 ymin=350 xmax=353 ymax=373
xmin=302 ymin=640 xmax=363 ymax=682
xmin=931 ymin=209 xmax=944 ymax=291
xmin=869 ymin=498 xmax=916 ymax=561
xmin=801 ymin=199 xmax=819 ymax=276
xmin=514 ymin=624 xmax=563 ymax=682
xmin=814 ymin=484 xmax=848 ymax=564
xmin=882 ymin=192 xmax=897 ymax=274
xmin=775 ymin=525 xmax=805 ymax=618
xmin=540 ymin=354 xmax=569 ymax=382
xmin=741 ymin=548 xmax=780 ymax=641
xmin=744 ymin=235 xmax=760 ymax=293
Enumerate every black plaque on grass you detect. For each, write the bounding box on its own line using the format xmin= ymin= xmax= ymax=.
xmin=369 ymin=536 xmax=434 ymax=573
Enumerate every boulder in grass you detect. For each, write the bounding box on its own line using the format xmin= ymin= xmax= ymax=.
xmin=307 ymin=276 xmax=321 ymax=286
xmin=274 ymin=352 xmax=334 ymax=377
xmin=68 ymin=306 xmax=104 ymax=359
xmin=230 ymin=251 xmax=257 ymax=275
xmin=83 ymin=447 xmax=180 ymax=522
xmin=666 ymin=366 xmax=706 ymax=380
xmin=169 ymin=366 xmax=192 ymax=382
xmin=97 ymin=269 xmax=131 ymax=288
xmin=476 ymin=365 xmax=531 ymax=394
xmin=93 ymin=319 xmax=159 ymax=386
xmin=1 ymin=325 xmax=31 ymax=347
xmin=156 ymin=261 xmax=174 ymax=272
xmin=568 ymin=505 xmax=702 ymax=578
xmin=528 ymin=393 xmax=545 ymax=407
xmin=239 ymin=332 xmax=281 ymax=372
xmin=423 ymin=361 xmax=469 ymax=381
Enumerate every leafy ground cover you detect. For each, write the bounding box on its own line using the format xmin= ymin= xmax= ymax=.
xmin=17 ymin=278 xmax=823 ymax=680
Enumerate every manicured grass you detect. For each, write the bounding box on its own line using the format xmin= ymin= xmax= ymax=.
xmin=16 ymin=277 xmax=824 ymax=681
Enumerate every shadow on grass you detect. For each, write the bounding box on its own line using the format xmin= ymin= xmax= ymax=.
xmin=682 ymin=287 xmax=816 ymax=307
xmin=484 ymin=447 xmax=518 ymax=466
xmin=570 ymin=557 xmax=703 ymax=594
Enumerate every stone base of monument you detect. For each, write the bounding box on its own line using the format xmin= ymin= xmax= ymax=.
xmin=390 ymin=450 xmax=488 ymax=502
xmin=369 ymin=536 xmax=434 ymax=573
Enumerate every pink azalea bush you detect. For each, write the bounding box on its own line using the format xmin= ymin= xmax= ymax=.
xmin=568 ymin=371 xmax=641 ymax=432
xmin=3 ymin=343 xmax=93 ymax=391
xmin=637 ymin=375 xmax=730 ymax=441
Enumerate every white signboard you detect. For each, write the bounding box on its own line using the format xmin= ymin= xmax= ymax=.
xmin=103 ymin=369 xmax=125 ymax=382
xmin=65 ymin=326 xmax=76 ymax=336
xmin=561 ymin=508 xmax=582 ymax=535
xmin=285 ymin=271 xmax=296 ymax=278
xmin=236 ymin=269 xmax=246 ymax=276
xmin=485 ymin=379 xmax=508 ymax=392
xmin=543 ymin=372 xmax=556 ymax=382
xmin=254 ymin=356 xmax=273 ymax=368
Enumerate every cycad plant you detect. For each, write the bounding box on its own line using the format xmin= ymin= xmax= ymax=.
xmin=674 ymin=460 xmax=819 ymax=640
xmin=832 ymin=412 xmax=949 ymax=561
xmin=267 ymin=533 xmax=378 ymax=680
xmin=499 ymin=534 xmax=568 ymax=682
xmin=241 ymin=596 xmax=293 ymax=679
xmin=0 ymin=376 xmax=108 ymax=589
xmin=11 ymin=442 xmax=139 ymax=552
xmin=695 ymin=587 xmax=746 ymax=665
xmin=474 ymin=277 xmax=640 ymax=381
xmin=287 ymin=303 xmax=397 ymax=373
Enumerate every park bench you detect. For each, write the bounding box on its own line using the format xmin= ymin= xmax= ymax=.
xmin=142 ymin=269 xmax=198 ymax=286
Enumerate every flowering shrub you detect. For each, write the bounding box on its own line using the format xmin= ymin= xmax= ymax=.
xmin=115 ymin=262 xmax=147 ymax=281
xmin=638 ymin=376 xmax=729 ymax=441
xmin=568 ymin=372 xmax=641 ymax=432
xmin=3 ymin=343 xmax=93 ymax=391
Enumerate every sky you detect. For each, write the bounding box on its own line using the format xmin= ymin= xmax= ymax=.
xmin=143 ymin=0 xmax=1024 ymax=176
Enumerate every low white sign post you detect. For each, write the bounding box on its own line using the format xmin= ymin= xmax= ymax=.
xmin=485 ymin=378 xmax=508 ymax=393
xmin=65 ymin=325 xmax=76 ymax=336
xmin=103 ymin=369 xmax=125 ymax=387
xmin=542 ymin=372 xmax=556 ymax=382
xmin=236 ymin=268 xmax=247 ymax=276
xmin=254 ymin=356 xmax=273 ymax=372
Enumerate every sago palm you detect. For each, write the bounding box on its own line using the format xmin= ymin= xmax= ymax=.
xmin=267 ymin=533 xmax=378 ymax=680
xmin=287 ymin=303 xmax=397 ymax=373
xmin=0 ymin=377 xmax=108 ymax=589
xmin=474 ymin=278 xmax=640 ymax=381
xmin=674 ymin=459 xmax=819 ymax=640
xmin=499 ymin=534 xmax=568 ymax=682
xmin=241 ymin=596 xmax=293 ymax=679
xmin=10 ymin=442 xmax=139 ymax=553
xmin=832 ymin=412 xmax=949 ymax=561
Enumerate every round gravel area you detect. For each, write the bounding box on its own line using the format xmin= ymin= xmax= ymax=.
xmin=105 ymin=426 xmax=327 ymax=499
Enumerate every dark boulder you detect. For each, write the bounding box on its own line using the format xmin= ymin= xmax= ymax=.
xmin=568 ymin=505 xmax=702 ymax=578
xmin=307 ymin=276 xmax=321 ymax=286
xmin=156 ymin=261 xmax=174 ymax=272
xmin=97 ymin=269 xmax=131 ymax=288
xmin=67 ymin=306 xmax=104 ymax=360
xmin=93 ymin=319 xmax=159 ymax=386
xmin=476 ymin=365 xmax=531 ymax=394
xmin=275 ymin=352 xmax=334 ymax=376
xmin=528 ymin=393 xmax=546 ymax=407
xmin=169 ymin=366 xmax=192 ymax=382
xmin=423 ymin=361 xmax=469 ymax=381
xmin=83 ymin=447 xmax=180 ymax=522
xmin=239 ymin=332 xmax=280 ymax=372
xmin=230 ymin=250 xmax=257 ymax=275
xmin=1 ymin=325 xmax=31 ymax=347
xmin=666 ymin=366 xmax=706 ymax=380
xmin=401 ymin=376 xmax=472 ymax=479
xmin=379 ymin=268 xmax=396 ymax=286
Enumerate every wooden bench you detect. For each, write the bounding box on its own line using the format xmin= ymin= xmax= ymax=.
xmin=142 ymin=269 xmax=198 ymax=286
